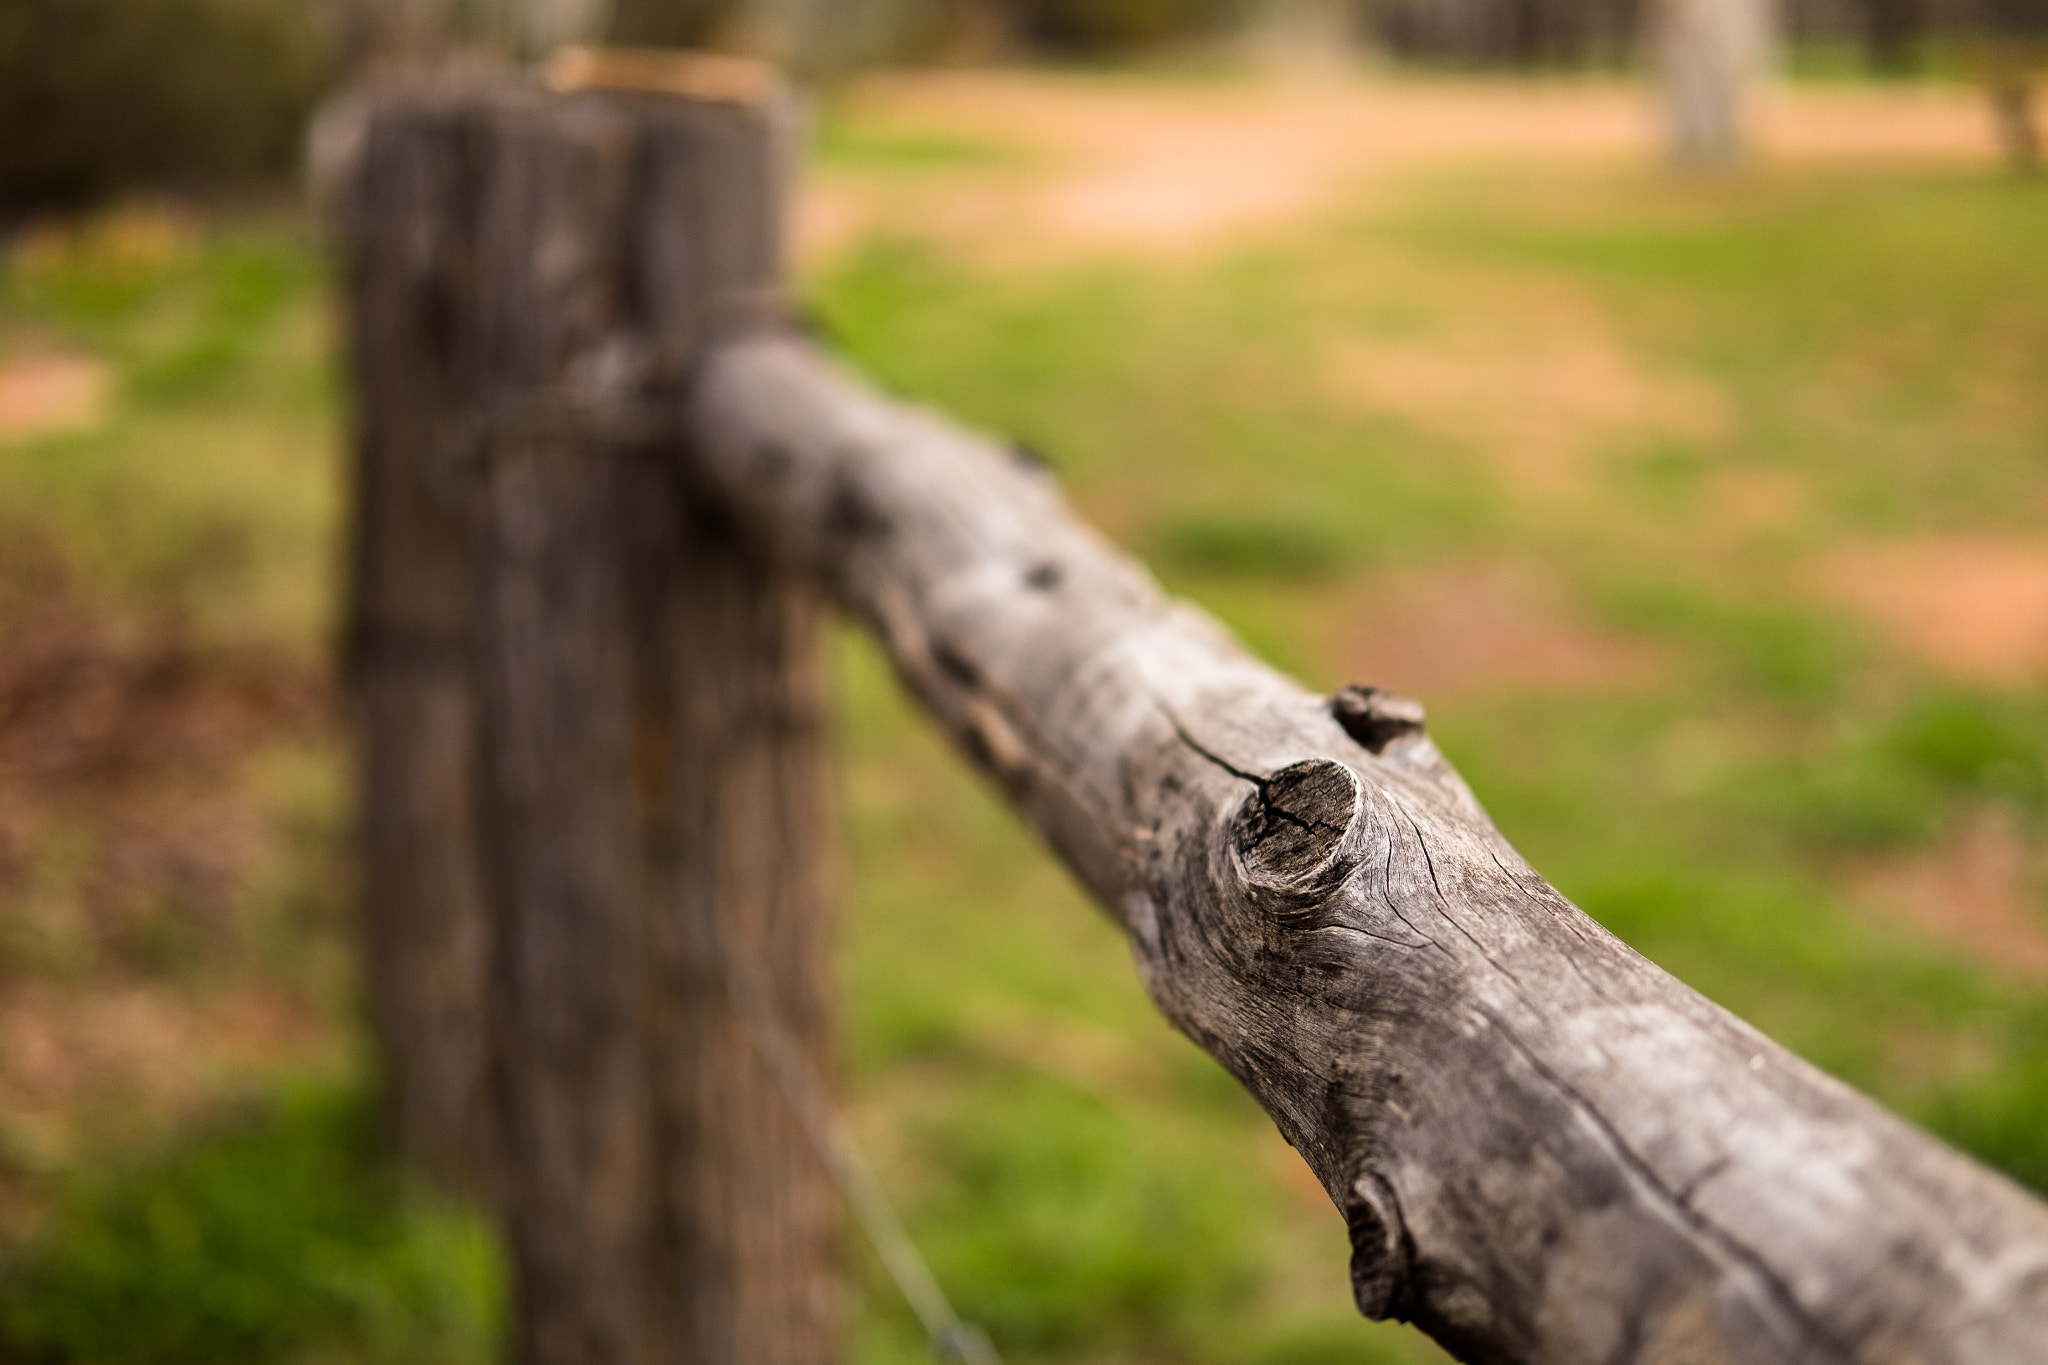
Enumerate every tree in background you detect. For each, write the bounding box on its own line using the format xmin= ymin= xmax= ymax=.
xmin=0 ymin=0 xmax=335 ymax=214
xmin=609 ymin=0 xmax=746 ymax=44
xmin=1653 ymin=0 xmax=1776 ymax=162
xmin=1976 ymin=0 xmax=2045 ymax=167
xmin=995 ymin=0 xmax=1239 ymax=52
xmin=339 ymin=0 xmax=1239 ymax=65
xmin=1360 ymin=0 xmax=1649 ymax=70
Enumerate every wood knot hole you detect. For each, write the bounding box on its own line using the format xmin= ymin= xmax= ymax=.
xmin=1331 ymin=685 xmax=1426 ymax=754
xmin=1232 ymin=759 xmax=1363 ymax=902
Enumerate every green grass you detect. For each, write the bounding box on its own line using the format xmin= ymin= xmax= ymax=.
xmin=1 ymin=1087 xmax=502 ymax=1365
xmin=4 ymin=79 xmax=2048 ymax=1365
xmin=0 ymin=208 xmax=339 ymax=651
xmin=814 ymin=125 xmax=1027 ymax=172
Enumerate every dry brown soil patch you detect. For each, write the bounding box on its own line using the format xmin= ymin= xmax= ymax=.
xmin=1852 ymin=812 xmax=2048 ymax=980
xmin=1817 ymin=537 xmax=2048 ymax=685
xmin=0 ymin=539 xmax=335 ymax=1221
xmin=1332 ymin=561 xmax=1662 ymax=700
xmin=1321 ymin=280 xmax=1727 ymax=498
xmin=0 ymin=350 xmax=109 ymax=440
xmin=801 ymin=74 xmax=2002 ymax=263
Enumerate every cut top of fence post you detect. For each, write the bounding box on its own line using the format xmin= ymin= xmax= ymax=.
xmin=543 ymin=45 xmax=786 ymax=104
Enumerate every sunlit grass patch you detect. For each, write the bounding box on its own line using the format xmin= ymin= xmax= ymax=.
xmin=1153 ymin=511 xmax=1347 ymax=579
xmin=815 ymin=124 xmax=1029 ymax=172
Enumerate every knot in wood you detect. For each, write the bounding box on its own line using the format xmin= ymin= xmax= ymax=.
xmin=1230 ymin=759 xmax=1364 ymax=914
xmin=1331 ymin=685 xmax=1426 ymax=754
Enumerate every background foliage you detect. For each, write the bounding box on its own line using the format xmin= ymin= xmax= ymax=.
xmin=0 ymin=0 xmax=335 ymax=214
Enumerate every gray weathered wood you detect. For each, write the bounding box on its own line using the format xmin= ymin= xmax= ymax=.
xmin=682 ymin=334 xmax=2048 ymax=1365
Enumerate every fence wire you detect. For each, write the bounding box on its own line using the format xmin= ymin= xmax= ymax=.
xmin=707 ymin=916 xmax=1003 ymax=1365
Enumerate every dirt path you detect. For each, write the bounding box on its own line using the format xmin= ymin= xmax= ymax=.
xmin=801 ymin=73 xmax=2002 ymax=261
xmin=1854 ymin=812 xmax=2048 ymax=981
xmin=0 ymin=351 xmax=107 ymax=440
xmin=1819 ymin=538 xmax=2048 ymax=685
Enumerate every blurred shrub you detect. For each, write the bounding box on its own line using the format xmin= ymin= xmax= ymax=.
xmin=1157 ymin=512 xmax=1344 ymax=579
xmin=1363 ymin=0 xmax=1645 ymax=70
xmin=0 ymin=0 xmax=333 ymax=215
xmin=1881 ymin=690 xmax=2048 ymax=809
xmin=0 ymin=1086 xmax=503 ymax=1365
xmin=607 ymin=0 xmax=743 ymax=47
xmin=1714 ymin=690 xmax=2048 ymax=854
xmin=1000 ymin=0 xmax=1240 ymax=54
xmin=1927 ymin=1002 xmax=2048 ymax=1197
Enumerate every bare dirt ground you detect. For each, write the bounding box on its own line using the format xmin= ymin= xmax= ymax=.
xmin=1331 ymin=560 xmax=1665 ymax=700
xmin=1818 ymin=537 xmax=2048 ymax=685
xmin=1319 ymin=287 xmax=1730 ymax=499
xmin=0 ymin=536 xmax=335 ymax=1232
xmin=800 ymin=72 xmax=2003 ymax=261
xmin=0 ymin=351 xmax=108 ymax=441
xmin=1854 ymin=811 xmax=2048 ymax=980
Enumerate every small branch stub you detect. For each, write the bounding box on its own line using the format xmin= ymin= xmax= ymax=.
xmin=1331 ymin=684 xmax=1426 ymax=754
xmin=1230 ymin=758 xmax=1365 ymax=925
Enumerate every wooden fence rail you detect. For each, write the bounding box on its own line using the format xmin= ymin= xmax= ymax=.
xmin=329 ymin=58 xmax=2048 ymax=1365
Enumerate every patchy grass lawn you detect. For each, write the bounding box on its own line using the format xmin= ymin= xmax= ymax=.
xmin=1 ymin=72 xmax=2044 ymax=1365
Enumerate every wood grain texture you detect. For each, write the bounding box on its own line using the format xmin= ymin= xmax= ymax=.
xmin=683 ymin=334 xmax=2048 ymax=1365
xmin=459 ymin=93 xmax=652 ymax=1365
xmin=339 ymin=84 xmax=498 ymax=1201
xmin=627 ymin=467 xmax=840 ymax=1365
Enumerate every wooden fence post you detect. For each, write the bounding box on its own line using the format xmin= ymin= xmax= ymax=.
xmin=340 ymin=86 xmax=498 ymax=1202
xmin=338 ymin=70 xmax=837 ymax=1365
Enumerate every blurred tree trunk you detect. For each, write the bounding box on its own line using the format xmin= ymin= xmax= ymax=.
xmin=1654 ymin=0 xmax=1775 ymax=163
xmin=1980 ymin=0 xmax=2046 ymax=169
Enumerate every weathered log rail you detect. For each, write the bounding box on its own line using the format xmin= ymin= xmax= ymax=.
xmin=332 ymin=58 xmax=2048 ymax=1365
